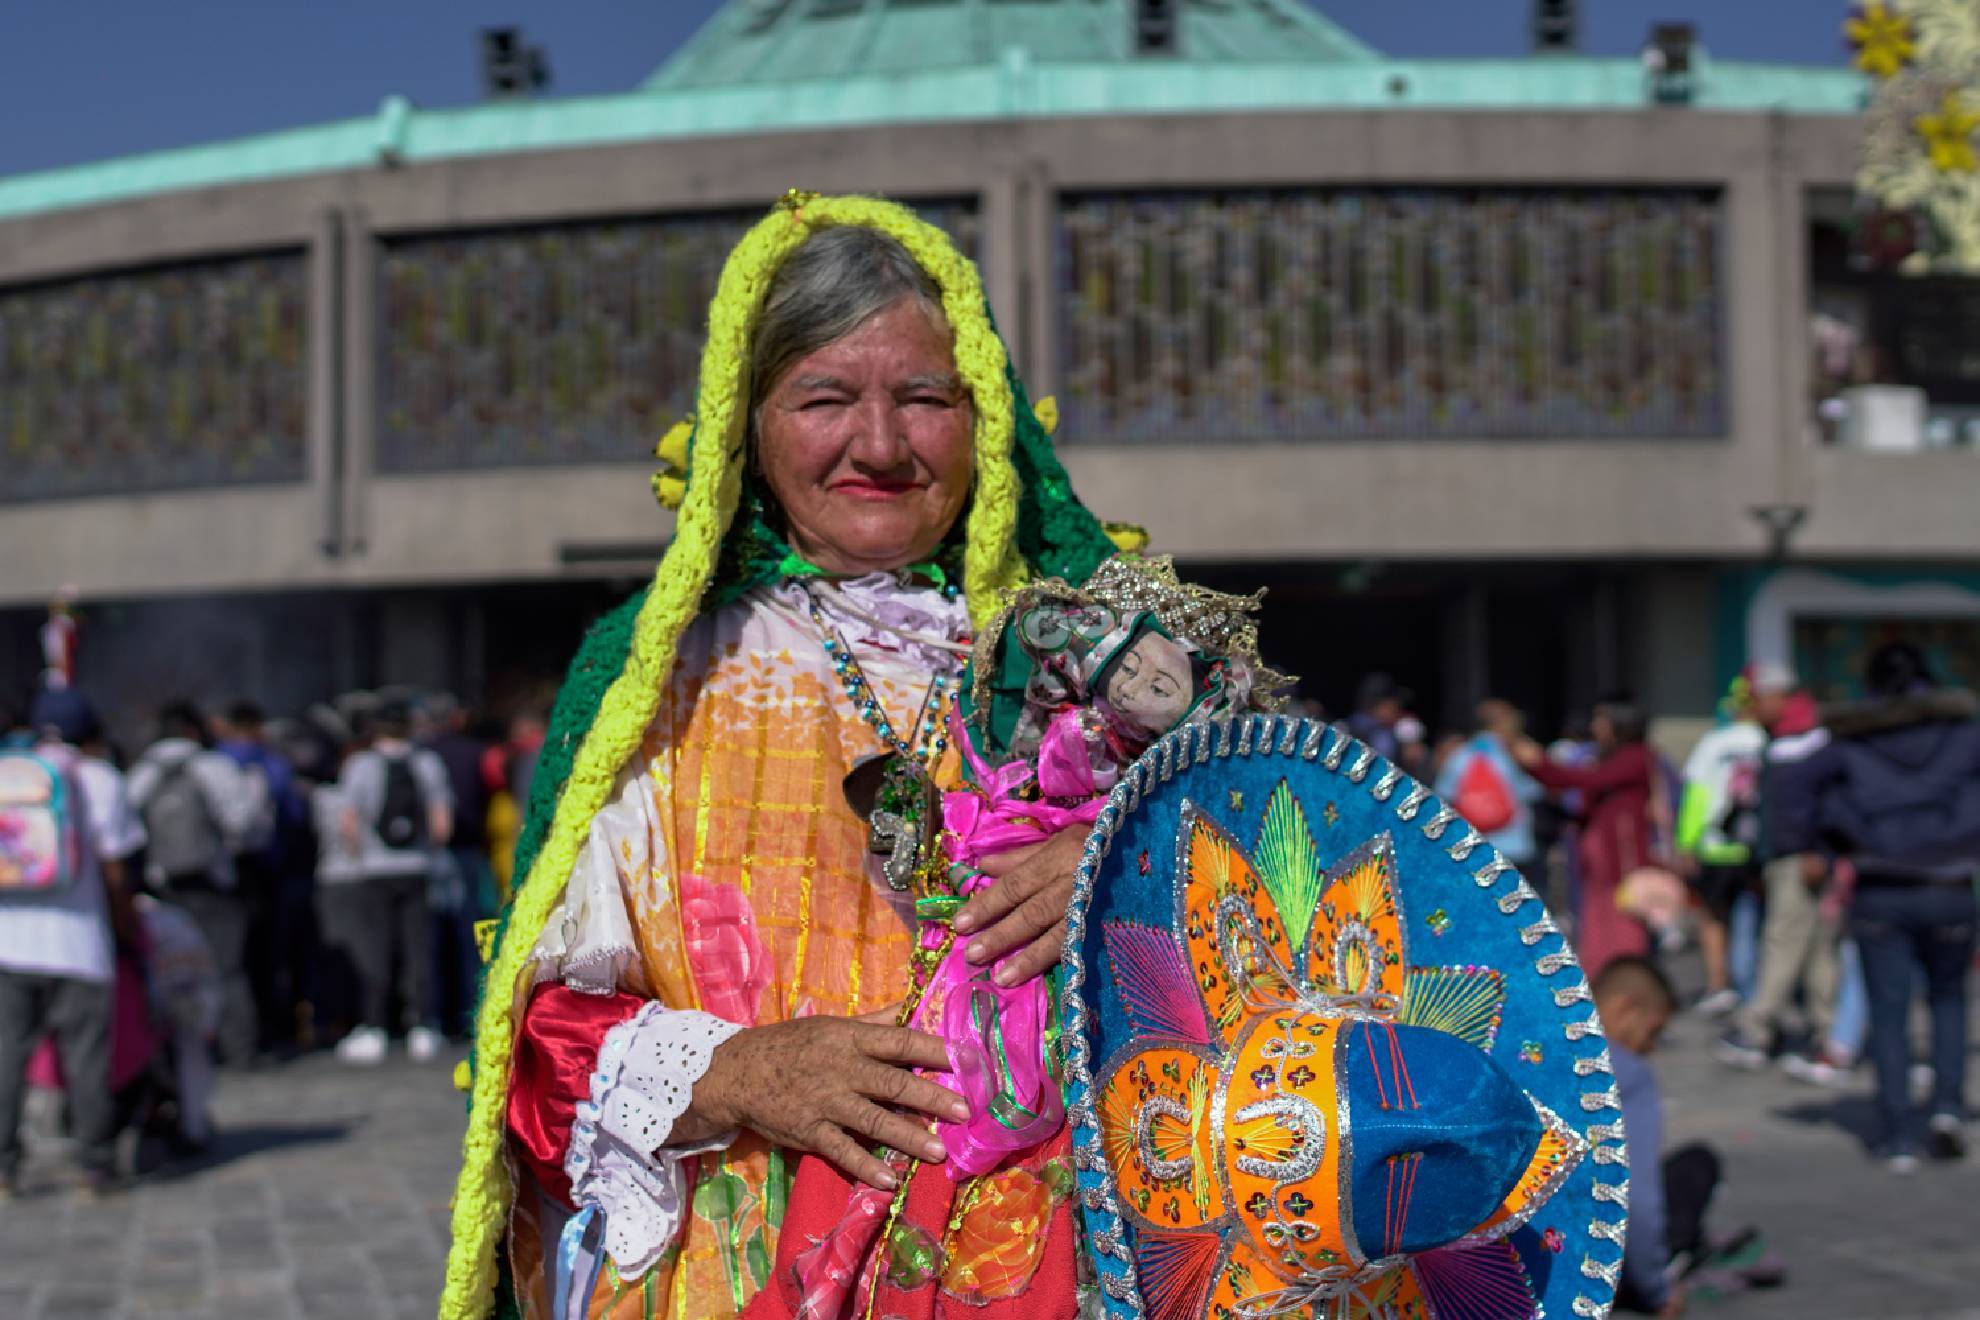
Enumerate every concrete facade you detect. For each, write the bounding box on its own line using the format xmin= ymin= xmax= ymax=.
xmin=6 ymin=107 xmax=1965 ymax=611
xmin=8 ymin=66 xmax=1980 ymax=740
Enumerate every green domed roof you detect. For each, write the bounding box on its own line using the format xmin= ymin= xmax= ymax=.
xmin=0 ymin=0 xmax=1864 ymax=223
xmin=646 ymin=0 xmax=1378 ymax=91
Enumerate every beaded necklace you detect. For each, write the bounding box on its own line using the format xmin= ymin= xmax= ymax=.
xmin=798 ymin=581 xmax=960 ymax=770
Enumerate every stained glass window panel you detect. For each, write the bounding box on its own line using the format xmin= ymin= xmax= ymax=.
xmin=1056 ymin=189 xmax=1724 ymax=443
xmin=377 ymin=202 xmax=980 ymax=473
xmin=0 ymin=253 xmax=308 ymax=503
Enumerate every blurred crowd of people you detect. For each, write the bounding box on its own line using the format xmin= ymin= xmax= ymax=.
xmin=0 ymin=680 xmax=548 ymax=1196
xmin=5 ymin=637 xmax=1973 ymax=1268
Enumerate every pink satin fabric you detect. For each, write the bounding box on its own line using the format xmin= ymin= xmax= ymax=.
xmin=927 ymin=871 xmax=1065 ymax=1176
xmin=941 ymin=707 xmax=1109 ymax=867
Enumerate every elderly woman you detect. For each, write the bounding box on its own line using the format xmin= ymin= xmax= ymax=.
xmin=440 ymin=196 xmax=1128 ymax=1320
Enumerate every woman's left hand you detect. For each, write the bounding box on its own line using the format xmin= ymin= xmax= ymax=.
xmin=953 ymin=828 xmax=1089 ymax=986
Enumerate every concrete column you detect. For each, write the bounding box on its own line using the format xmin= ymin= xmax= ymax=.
xmin=1591 ymin=576 xmax=1622 ymax=697
xmin=340 ymin=208 xmax=377 ymax=556
xmin=1562 ymin=577 xmax=1623 ymax=719
xmin=1442 ymin=582 xmax=1490 ymax=724
xmin=1770 ymin=113 xmax=1820 ymax=514
xmin=307 ymin=211 xmax=343 ymax=557
xmin=455 ymin=597 xmax=489 ymax=707
xmin=1723 ymin=115 xmax=1803 ymax=550
xmin=980 ymin=171 xmax=1022 ymax=359
xmin=1629 ymin=567 xmax=1719 ymax=719
xmin=1017 ymin=159 xmax=1058 ymax=399
xmin=379 ymin=593 xmax=451 ymax=691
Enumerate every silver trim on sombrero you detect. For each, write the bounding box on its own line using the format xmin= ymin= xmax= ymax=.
xmin=1416 ymin=801 xmax=1457 ymax=836
xmin=1371 ymin=765 xmax=1403 ymax=801
xmin=1322 ymin=730 xmax=1349 ymax=770
xmin=1499 ymin=880 xmax=1543 ymax=915
xmin=1057 ymin=718 xmax=1626 ymax=1320
xmin=1536 ymin=949 xmax=1578 ymax=976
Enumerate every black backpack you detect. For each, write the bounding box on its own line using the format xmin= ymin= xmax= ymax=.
xmin=375 ymin=754 xmax=427 ymax=850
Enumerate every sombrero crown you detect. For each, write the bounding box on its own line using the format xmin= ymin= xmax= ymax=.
xmin=1061 ymin=716 xmax=1627 ymax=1320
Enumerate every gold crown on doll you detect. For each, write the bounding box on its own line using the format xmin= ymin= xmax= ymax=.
xmin=971 ymin=556 xmax=1293 ymax=723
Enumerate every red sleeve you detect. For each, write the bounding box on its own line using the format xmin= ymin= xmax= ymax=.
xmin=1527 ymin=746 xmax=1649 ymax=799
xmin=508 ymin=984 xmax=647 ymax=1207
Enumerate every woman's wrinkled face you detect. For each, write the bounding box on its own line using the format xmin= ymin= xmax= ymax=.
xmin=756 ymin=299 xmax=974 ymax=577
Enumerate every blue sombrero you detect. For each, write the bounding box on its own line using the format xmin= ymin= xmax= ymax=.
xmin=1059 ymin=715 xmax=1626 ymax=1320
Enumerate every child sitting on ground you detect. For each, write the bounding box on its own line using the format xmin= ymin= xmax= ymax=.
xmin=1597 ymin=956 xmax=1783 ymax=1316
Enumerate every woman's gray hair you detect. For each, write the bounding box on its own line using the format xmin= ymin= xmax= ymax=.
xmin=747 ymin=225 xmax=952 ymax=432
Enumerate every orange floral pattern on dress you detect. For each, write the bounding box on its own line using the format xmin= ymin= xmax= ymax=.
xmin=513 ymin=596 xmax=945 ymax=1319
xmin=939 ymin=1166 xmax=1058 ymax=1303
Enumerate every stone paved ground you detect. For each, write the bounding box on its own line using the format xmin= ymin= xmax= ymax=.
xmin=1 ymin=979 xmax=1977 ymax=1320
xmin=1648 ymin=970 xmax=1980 ymax=1320
xmin=1 ymin=1048 xmax=466 ymax=1320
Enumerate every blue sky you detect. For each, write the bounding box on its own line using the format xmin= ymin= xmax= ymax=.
xmin=0 ymin=1 xmax=1852 ymax=178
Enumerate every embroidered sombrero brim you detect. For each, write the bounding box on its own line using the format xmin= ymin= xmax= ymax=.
xmin=1059 ymin=716 xmax=1626 ymax=1320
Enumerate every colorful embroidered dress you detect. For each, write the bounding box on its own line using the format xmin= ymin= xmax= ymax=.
xmin=440 ymin=194 xmax=1127 ymax=1320
xmin=506 ymin=578 xmax=965 ymax=1316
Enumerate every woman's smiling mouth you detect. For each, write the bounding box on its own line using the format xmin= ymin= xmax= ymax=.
xmin=829 ymin=476 xmax=923 ymax=500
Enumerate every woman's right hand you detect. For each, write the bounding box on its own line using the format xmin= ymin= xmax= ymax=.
xmin=677 ymin=1012 xmax=967 ymax=1190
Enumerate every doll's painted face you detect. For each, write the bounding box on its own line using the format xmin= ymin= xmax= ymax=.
xmin=1101 ymin=630 xmax=1195 ymax=737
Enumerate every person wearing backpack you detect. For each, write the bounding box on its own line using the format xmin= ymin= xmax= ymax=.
xmin=0 ymin=688 xmax=145 ymax=1198
xmin=1771 ymin=641 xmax=1980 ymax=1171
xmin=1435 ymin=698 xmax=1544 ymax=885
xmin=127 ymin=701 xmax=268 ymax=1067
xmin=327 ymin=702 xmax=453 ymax=1065
xmin=1676 ymin=665 xmax=1794 ymax=1019
xmin=212 ymin=700 xmax=311 ymax=1054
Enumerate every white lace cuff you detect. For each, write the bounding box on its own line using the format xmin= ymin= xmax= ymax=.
xmin=565 ymin=1004 xmax=744 ymax=1277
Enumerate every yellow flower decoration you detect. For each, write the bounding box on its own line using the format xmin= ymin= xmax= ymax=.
xmin=1103 ymin=520 xmax=1151 ymax=554
xmin=1848 ymin=1 xmax=1916 ymax=79
xmin=651 ymin=415 xmax=694 ymax=510
xmin=1917 ymin=89 xmax=1980 ymax=173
